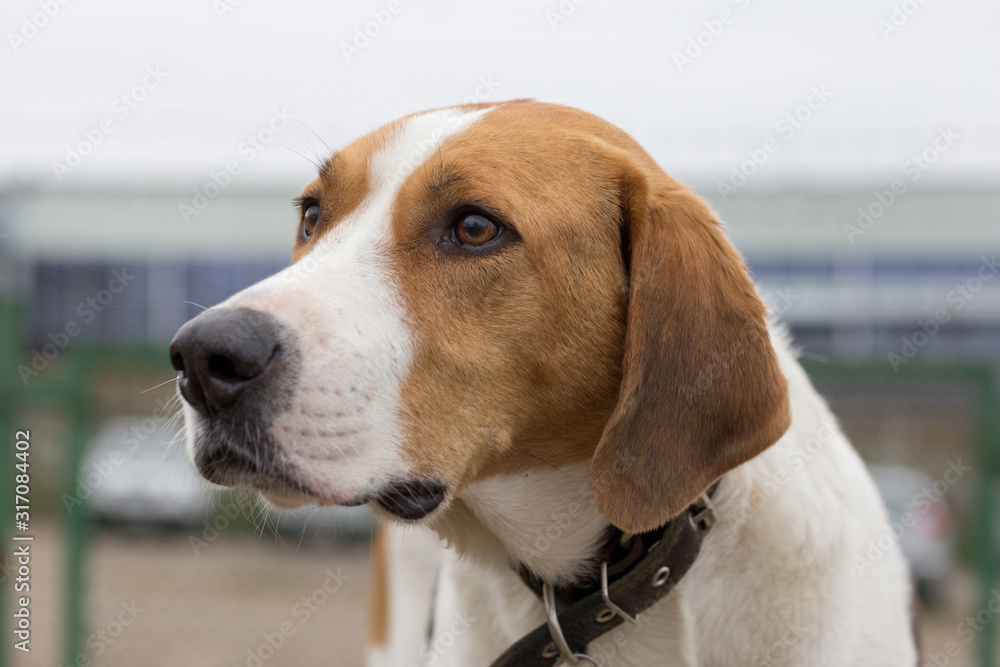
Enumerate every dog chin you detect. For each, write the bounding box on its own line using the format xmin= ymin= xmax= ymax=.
xmin=259 ymin=486 xmax=316 ymax=510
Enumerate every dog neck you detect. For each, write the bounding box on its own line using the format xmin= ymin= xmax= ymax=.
xmin=429 ymin=462 xmax=613 ymax=588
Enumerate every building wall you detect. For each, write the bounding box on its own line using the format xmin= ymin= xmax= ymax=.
xmin=3 ymin=187 xmax=998 ymax=361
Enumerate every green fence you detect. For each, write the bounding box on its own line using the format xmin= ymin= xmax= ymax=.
xmin=0 ymin=293 xmax=168 ymax=666
xmin=1 ymin=293 xmax=998 ymax=666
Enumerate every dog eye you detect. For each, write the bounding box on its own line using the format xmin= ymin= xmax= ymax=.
xmin=301 ymin=204 xmax=320 ymax=240
xmin=452 ymin=214 xmax=500 ymax=247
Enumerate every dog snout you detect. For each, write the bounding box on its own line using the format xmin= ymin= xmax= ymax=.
xmin=170 ymin=307 xmax=281 ymax=416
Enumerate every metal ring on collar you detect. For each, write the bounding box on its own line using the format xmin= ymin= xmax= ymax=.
xmin=542 ymin=582 xmax=579 ymax=665
xmin=599 ymin=561 xmax=639 ymax=625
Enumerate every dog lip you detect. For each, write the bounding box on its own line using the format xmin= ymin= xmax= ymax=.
xmin=337 ymin=493 xmax=372 ymax=507
xmin=373 ymin=478 xmax=448 ymax=520
xmin=196 ymin=444 xmax=311 ymax=497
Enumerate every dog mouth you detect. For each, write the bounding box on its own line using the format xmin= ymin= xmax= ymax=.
xmin=191 ymin=419 xmax=449 ymax=519
xmin=196 ymin=438 xmax=448 ymax=520
xmin=372 ymin=478 xmax=448 ymax=520
xmin=194 ymin=436 xmax=312 ymax=497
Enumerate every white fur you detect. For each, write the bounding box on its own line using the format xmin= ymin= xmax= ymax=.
xmin=182 ymin=107 xmax=492 ymax=506
xmin=368 ymin=527 xmax=444 ymax=667
xmin=460 ymin=463 xmax=610 ymax=587
xmin=375 ymin=326 xmax=917 ymax=666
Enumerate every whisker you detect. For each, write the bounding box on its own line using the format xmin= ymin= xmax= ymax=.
xmin=295 ymin=515 xmax=309 ymax=554
xmin=294 ymin=119 xmax=334 ymax=159
xmin=140 ymin=376 xmax=178 ymax=394
xmin=276 ymin=141 xmax=323 ymax=170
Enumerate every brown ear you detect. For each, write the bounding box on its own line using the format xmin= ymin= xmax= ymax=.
xmin=589 ymin=166 xmax=791 ymax=533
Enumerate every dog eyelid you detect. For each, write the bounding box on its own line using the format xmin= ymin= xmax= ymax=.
xmin=293 ymin=194 xmax=320 ymax=211
xmin=297 ymin=198 xmax=321 ymax=241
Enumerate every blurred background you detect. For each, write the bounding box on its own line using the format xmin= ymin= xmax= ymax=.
xmin=1 ymin=1 xmax=998 ymax=665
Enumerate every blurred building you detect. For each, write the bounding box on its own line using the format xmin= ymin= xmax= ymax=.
xmin=2 ymin=166 xmax=997 ymax=365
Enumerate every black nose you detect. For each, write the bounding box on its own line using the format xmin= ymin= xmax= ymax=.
xmin=169 ymin=308 xmax=280 ymax=416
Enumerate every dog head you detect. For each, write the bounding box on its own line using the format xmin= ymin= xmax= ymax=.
xmin=170 ymin=101 xmax=790 ymax=532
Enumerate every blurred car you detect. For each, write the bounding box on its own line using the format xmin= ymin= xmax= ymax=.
xmin=868 ymin=464 xmax=955 ymax=603
xmin=85 ymin=417 xmax=372 ymax=538
xmin=84 ymin=418 xmax=212 ymax=528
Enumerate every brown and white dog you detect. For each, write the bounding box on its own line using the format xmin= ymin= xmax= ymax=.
xmin=171 ymin=101 xmax=917 ymax=666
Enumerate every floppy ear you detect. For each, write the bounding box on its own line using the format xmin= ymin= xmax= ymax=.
xmin=589 ymin=164 xmax=791 ymax=534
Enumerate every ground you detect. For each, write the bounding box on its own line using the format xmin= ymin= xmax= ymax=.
xmin=10 ymin=519 xmax=989 ymax=667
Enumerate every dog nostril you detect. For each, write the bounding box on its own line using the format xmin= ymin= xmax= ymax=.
xmin=170 ymin=350 xmax=186 ymax=374
xmin=208 ymin=354 xmax=242 ymax=382
xmin=169 ymin=308 xmax=282 ymax=416
xmin=206 ymin=344 xmax=277 ymax=384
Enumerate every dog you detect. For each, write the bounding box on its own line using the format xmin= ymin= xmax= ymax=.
xmin=170 ymin=100 xmax=917 ymax=666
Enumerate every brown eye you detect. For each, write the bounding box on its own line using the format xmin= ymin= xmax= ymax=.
xmin=302 ymin=204 xmax=320 ymax=240
xmin=453 ymin=214 xmax=500 ymax=247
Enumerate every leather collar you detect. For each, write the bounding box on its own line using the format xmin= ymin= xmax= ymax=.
xmin=490 ymin=483 xmax=719 ymax=667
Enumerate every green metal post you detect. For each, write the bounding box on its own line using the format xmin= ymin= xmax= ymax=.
xmin=0 ymin=296 xmax=19 ymax=667
xmin=975 ymin=369 xmax=1000 ymax=667
xmin=62 ymin=364 xmax=91 ymax=667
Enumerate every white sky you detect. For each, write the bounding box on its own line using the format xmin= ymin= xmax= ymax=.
xmin=2 ymin=0 xmax=998 ymax=191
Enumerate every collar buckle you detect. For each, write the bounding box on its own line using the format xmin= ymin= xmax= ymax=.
xmin=689 ymin=491 xmax=716 ymax=534
xmin=496 ymin=483 xmax=721 ymax=667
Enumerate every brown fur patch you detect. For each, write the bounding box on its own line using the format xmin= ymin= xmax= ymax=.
xmin=384 ymin=101 xmax=789 ymax=531
xmin=390 ymin=102 xmax=635 ymax=490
